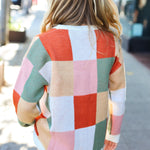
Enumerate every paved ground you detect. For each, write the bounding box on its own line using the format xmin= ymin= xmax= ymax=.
xmin=0 ymin=5 xmax=44 ymax=150
xmin=131 ymin=53 xmax=150 ymax=70
xmin=0 ymin=6 xmax=150 ymax=150
xmin=117 ymin=51 xmax=150 ymax=150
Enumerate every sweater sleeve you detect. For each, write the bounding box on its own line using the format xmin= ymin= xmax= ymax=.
xmin=105 ymin=37 xmax=126 ymax=143
xmin=13 ymin=36 xmax=51 ymax=126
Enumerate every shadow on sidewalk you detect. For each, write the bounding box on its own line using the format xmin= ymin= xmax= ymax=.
xmin=131 ymin=52 xmax=150 ymax=70
xmin=0 ymin=142 xmax=37 ymax=150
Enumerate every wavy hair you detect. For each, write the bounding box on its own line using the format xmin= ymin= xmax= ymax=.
xmin=41 ymin=0 xmax=122 ymax=39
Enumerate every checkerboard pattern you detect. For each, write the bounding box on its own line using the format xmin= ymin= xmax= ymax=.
xmin=13 ymin=25 xmax=126 ymax=150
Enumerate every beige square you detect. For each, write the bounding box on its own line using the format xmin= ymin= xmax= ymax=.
xmin=96 ymin=91 xmax=109 ymax=123
xmin=109 ymin=65 xmax=126 ymax=91
xmin=36 ymin=118 xmax=52 ymax=149
xmin=50 ymin=61 xmax=74 ymax=97
xmin=17 ymin=98 xmax=40 ymax=124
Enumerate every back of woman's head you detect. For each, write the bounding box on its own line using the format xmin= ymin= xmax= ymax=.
xmin=41 ymin=0 xmax=122 ymax=39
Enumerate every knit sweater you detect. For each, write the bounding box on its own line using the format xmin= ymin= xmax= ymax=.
xmin=13 ymin=25 xmax=126 ymax=150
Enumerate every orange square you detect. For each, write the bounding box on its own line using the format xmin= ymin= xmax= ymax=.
xmin=96 ymin=91 xmax=109 ymax=124
xmin=95 ymin=30 xmax=115 ymax=59
xmin=39 ymin=29 xmax=73 ymax=61
xmin=74 ymin=94 xmax=97 ymax=129
xmin=110 ymin=56 xmax=121 ymax=75
xmin=13 ymin=90 xmax=20 ymax=113
xmin=50 ymin=61 xmax=74 ymax=97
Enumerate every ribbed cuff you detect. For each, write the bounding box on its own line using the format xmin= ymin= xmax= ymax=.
xmin=18 ymin=119 xmax=35 ymax=127
xmin=105 ymin=130 xmax=120 ymax=143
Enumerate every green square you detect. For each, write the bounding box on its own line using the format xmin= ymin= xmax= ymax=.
xmin=47 ymin=117 xmax=52 ymax=129
xmin=97 ymin=58 xmax=115 ymax=92
xmin=46 ymin=93 xmax=50 ymax=111
xmin=22 ymin=67 xmax=48 ymax=103
xmin=93 ymin=119 xmax=107 ymax=150
xmin=27 ymin=38 xmax=51 ymax=70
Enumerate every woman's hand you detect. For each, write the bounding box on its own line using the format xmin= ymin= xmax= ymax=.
xmin=104 ymin=140 xmax=117 ymax=150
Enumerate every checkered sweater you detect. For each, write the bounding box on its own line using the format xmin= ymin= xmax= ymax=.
xmin=13 ymin=25 xmax=126 ymax=150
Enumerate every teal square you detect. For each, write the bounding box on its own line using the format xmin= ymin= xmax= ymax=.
xmin=46 ymin=93 xmax=50 ymax=111
xmin=27 ymin=38 xmax=51 ymax=70
xmin=93 ymin=119 xmax=107 ymax=150
xmin=97 ymin=58 xmax=115 ymax=92
xmin=22 ymin=67 xmax=48 ymax=103
xmin=47 ymin=117 xmax=52 ymax=129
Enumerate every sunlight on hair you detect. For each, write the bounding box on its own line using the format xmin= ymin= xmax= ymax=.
xmin=41 ymin=0 xmax=122 ymax=40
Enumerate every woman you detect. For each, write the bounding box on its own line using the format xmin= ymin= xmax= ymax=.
xmin=13 ymin=0 xmax=126 ymax=150
xmin=133 ymin=0 xmax=147 ymax=23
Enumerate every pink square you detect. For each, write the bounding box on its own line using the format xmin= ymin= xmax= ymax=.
xmin=48 ymin=131 xmax=75 ymax=150
xmin=14 ymin=58 xmax=33 ymax=95
xmin=111 ymin=115 xmax=124 ymax=135
xmin=73 ymin=60 xmax=97 ymax=96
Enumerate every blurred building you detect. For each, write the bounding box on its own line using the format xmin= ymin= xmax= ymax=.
xmin=0 ymin=0 xmax=10 ymax=46
xmin=0 ymin=0 xmax=34 ymax=45
xmin=117 ymin=0 xmax=150 ymax=52
xmin=11 ymin=0 xmax=21 ymax=6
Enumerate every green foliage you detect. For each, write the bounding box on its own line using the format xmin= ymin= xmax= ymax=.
xmin=9 ymin=17 xmax=24 ymax=31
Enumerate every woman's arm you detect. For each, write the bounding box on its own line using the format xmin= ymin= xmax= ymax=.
xmin=105 ymin=37 xmax=126 ymax=149
xmin=13 ymin=36 xmax=51 ymax=126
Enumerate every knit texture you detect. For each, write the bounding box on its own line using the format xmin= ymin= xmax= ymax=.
xmin=13 ymin=25 xmax=126 ymax=150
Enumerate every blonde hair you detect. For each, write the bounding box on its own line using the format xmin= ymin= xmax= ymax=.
xmin=41 ymin=0 xmax=122 ymax=39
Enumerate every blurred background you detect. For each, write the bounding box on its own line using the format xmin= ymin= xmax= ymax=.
xmin=0 ymin=0 xmax=150 ymax=150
